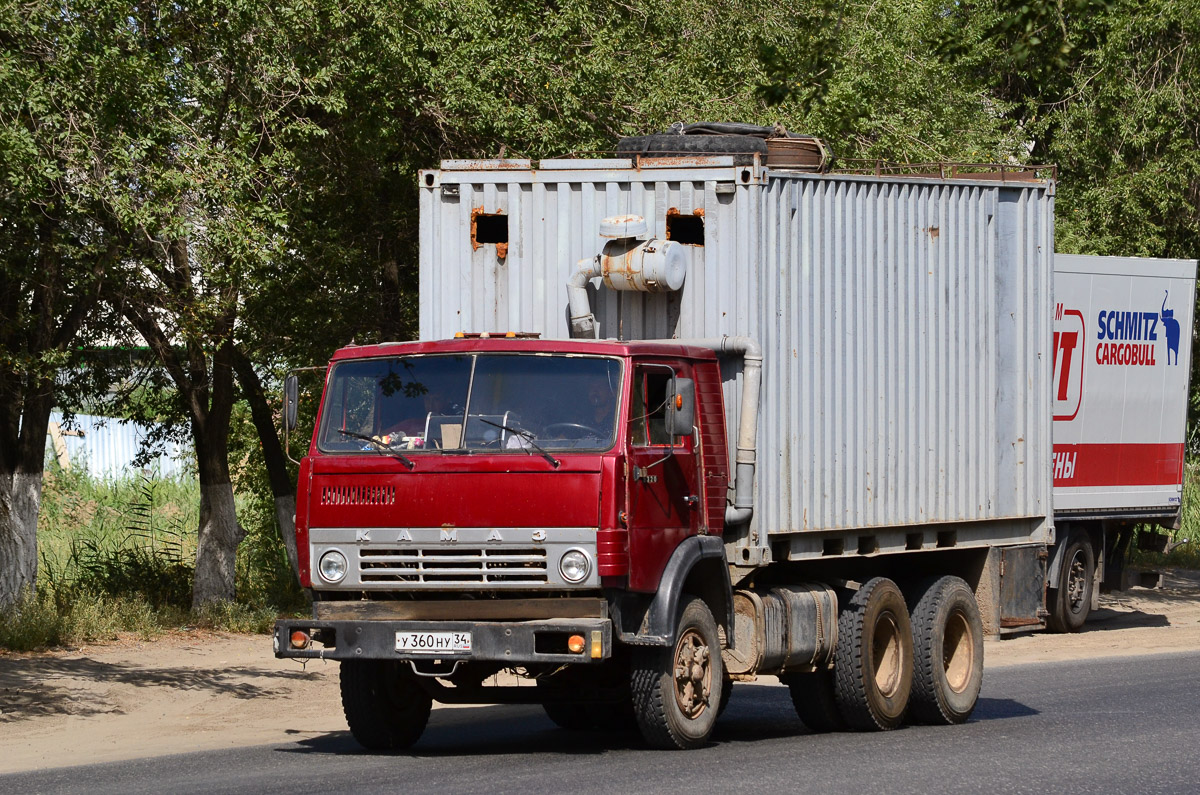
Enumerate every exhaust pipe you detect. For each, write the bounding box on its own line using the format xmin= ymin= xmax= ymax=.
xmin=566 ymin=215 xmax=686 ymax=340
xmin=566 ymin=217 xmax=759 ymax=530
xmin=665 ymin=336 xmax=762 ymax=529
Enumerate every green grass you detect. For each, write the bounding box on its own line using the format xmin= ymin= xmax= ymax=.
xmin=1 ymin=467 xmax=305 ymax=652
xmin=1130 ymin=460 xmax=1200 ymax=570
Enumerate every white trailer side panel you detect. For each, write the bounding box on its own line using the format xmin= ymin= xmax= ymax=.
xmin=1052 ymin=254 xmax=1197 ymax=515
xmin=419 ymin=159 xmax=1054 ymax=555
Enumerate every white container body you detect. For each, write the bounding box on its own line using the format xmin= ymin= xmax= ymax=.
xmin=419 ymin=157 xmax=1055 ymax=558
xmin=1052 ymin=254 xmax=1197 ymax=516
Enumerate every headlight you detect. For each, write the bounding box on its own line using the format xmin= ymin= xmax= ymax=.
xmin=559 ymin=549 xmax=591 ymax=584
xmin=318 ymin=550 xmax=348 ymax=583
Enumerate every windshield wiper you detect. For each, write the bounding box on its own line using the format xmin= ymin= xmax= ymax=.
xmin=338 ymin=428 xmax=415 ymax=469
xmin=476 ymin=418 xmax=561 ymax=469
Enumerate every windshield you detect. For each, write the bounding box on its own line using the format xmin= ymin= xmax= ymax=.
xmin=317 ymin=353 xmax=622 ymax=454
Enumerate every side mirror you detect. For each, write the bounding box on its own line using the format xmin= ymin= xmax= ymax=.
xmin=284 ymin=375 xmax=299 ymax=431
xmin=665 ymin=377 xmax=695 ymax=439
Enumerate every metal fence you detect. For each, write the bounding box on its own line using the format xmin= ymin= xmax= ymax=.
xmin=46 ymin=412 xmax=190 ymax=480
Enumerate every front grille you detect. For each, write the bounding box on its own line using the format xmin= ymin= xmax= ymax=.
xmin=321 ymin=484 xmax=396 ymax=506
xmin=359 ymin=547 xmax=549 ymax=584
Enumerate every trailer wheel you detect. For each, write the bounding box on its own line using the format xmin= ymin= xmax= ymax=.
xmin=906 ymin=576 xmax=984 ymax=725
xmin=833 ymin=577 xmax=913 ymax=730
xmin=1048 ymin=536 xmax=1094 ymax=633
xmin=781 ymin=668 xmax=846 ymax=732
xmin=631 ymin=596 xmax=723 ymax=749
xmin=340 ymin=660 xmax=432 ymax=751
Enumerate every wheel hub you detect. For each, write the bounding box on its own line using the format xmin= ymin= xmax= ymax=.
xmin=673 ymin=629 xmax=711 ymax=718
xmin=1066 ymin=551 xmax=1087 ymax=610
xmin=942 ymin=612 xmax=973 ymax=693
xmin=872 ymin=613 xmax=903 ymax=697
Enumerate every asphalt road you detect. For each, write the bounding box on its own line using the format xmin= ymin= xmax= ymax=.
xmin=7 ymin=651 xmax=1200 ymax=794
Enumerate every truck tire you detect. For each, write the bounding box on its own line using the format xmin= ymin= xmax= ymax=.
xmin=631 ymin=596 xmax=724 ymax=749
xmin=781 ymin=668 xmax=846 ymax=732
xmin=906 ymin=576 xmax=984 ymax=725
xmin=1047 ymin=536 xmax=1095 ymax=633
xmin=340 ymin=660 xmax=432 ymax=751
xmin=541 ymin=701 xmax=595 ymax=731
xmin=590 ymin=698 xmax=639 ymax=731
xmin=717 ymin=676 xmax=733 ymax=718
xmin=542 ymin=697 xmax=638 ymax=732
xmin=539 ymin=659 xmax=638 ymax=732
xmin=833 ymin=577 xmax=913 ymax=731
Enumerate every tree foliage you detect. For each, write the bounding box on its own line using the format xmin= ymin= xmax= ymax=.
xmin=4 ymin=0 xmax=1200 ymax=613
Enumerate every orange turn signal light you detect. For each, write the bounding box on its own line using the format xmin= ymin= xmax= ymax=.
xmin=567 ymin=634 xmax=586 ymax=654
xmin=675 ymin=394 xmax=683 ymax=409
xmin=290 ymin=630 xmax=311 ymax=650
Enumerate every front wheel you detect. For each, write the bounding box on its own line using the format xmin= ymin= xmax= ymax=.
xmin=340 ymin=660 xmax=432 ymax=751
xmin=631 ymin=597 xmax=724 ymax=749
xmin=541 ymin=701 xmax=595 ymax=731
xmin=1048 ymin=536 xmax=1095 ymax=633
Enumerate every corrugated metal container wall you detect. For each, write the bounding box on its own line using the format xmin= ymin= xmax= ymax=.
xmin=755 ymin=177 xmax=1054 ymax=538
xmin=419 ymin=160 xmax=1053 ymax=547
xmin=419 ymin=160 xmax=756 ymax=342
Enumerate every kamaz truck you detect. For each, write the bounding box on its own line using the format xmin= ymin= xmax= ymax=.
xmin=274 ymin=132 xmax=1194 ymax=750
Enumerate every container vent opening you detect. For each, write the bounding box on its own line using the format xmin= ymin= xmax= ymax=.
xmin=666 ymin=213 xmax=705 ymax=246
xmin=472 ymin=212 xmax=509 ymax=251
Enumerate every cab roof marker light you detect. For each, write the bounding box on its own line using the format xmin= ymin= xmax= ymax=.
xmin=454 ymin=331 xmax=541 ymax=339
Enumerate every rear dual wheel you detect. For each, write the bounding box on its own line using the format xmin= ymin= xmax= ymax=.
xmin=833 ymin=577 xmax=914 ymax=731
xmin=906 ymin=576 xmax=984 ymax=725
xmin=787 ymin=575 xmax=983 ymax=731
xmin=781 ymin=668 xmax=845 ymax=733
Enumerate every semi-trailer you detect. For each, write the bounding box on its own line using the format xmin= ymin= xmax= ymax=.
xmin=1047 ymin=254 xmax=1196 ymax=630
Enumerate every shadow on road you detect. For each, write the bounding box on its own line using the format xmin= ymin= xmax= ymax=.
xmin=971 ymin=697 xmax=1039 ymax=721
xmin=0 ymin=656 xmax=319 ymax=721
xmin=276 ymin=682 xmax=1039 ymax=758
xmin=1081 ymin=606 xmax=1170 ymax=631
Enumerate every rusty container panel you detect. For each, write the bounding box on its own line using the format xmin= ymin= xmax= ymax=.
xmin=419 ymin=160 xmax=1054 ymax=552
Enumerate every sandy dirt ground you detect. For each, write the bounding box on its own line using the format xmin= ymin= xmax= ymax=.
xmin=2 ymin=569 xmax=1199 ymax=775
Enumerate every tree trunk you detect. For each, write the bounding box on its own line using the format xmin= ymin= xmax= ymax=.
xmin=192 ymin=431 xmax=246 ymax=609
xmin=0 ymin=470 xmax=44 ymax=610
xmin=274 ymin=493 xmax=298 ymax=578
xmin=189 ymin=337 xmax=244 ymax=610
xmin=0 ymin=386 xmax=55 ymax=612
xmin=231 ymin=348 xmax=299 ymax=579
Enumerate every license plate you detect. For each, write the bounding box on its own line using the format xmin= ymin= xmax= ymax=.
xmin=395 ymin=631 xmax=472 ymax=654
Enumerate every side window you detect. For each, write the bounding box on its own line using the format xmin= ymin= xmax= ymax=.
xmin=629 ymin=367 xmax=674 ymax=447
xmin=645 ymin=371 xmax=672 ymax=445
xmin=630 ymin=373 xmax=647 ymax=446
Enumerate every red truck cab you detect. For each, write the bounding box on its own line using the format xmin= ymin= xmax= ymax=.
xmin=283 ymin=336 xmax=730 ymax=672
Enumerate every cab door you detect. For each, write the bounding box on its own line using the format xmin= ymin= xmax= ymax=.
xmin=625 ymin=362 xmax=702 ymax=591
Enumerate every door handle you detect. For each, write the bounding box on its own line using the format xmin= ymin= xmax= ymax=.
xmin=684 ymin=495 xmax=699 ymax=508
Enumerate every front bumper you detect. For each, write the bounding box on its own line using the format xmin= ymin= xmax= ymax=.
xmin=273 ymin=617 xmax=612 ymax=664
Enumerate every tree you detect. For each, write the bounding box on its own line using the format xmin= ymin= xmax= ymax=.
xmin=103 ymin=1 xmax=353 ymax=607
xmin=0 ymin=1 xmax=140 ymax=608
